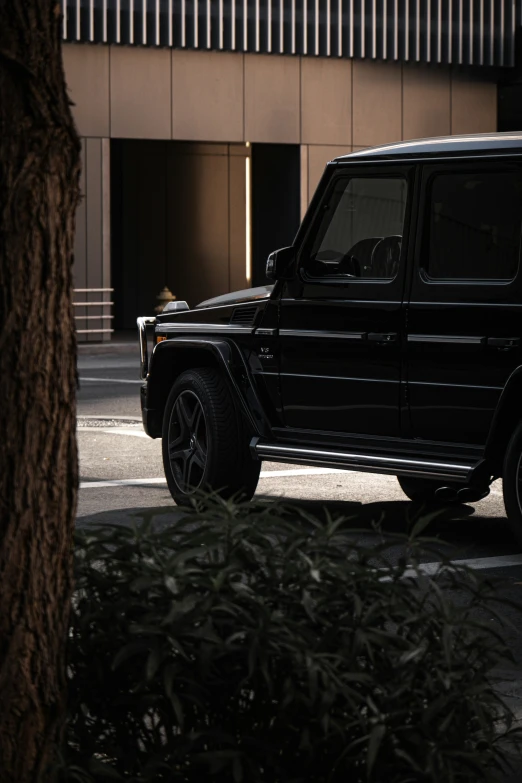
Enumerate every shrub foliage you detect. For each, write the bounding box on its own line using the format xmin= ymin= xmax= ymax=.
xmin=61 ymin=498 xmax=518 ymax=782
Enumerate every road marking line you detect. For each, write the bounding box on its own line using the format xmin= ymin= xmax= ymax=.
xmin=261 ymin=467 xmax=345 ymax=478
xmin=79 ymin=467 xmax=346 ymax=489
xmin=78 ymin=427 xmax=150 ymax=438
xmin=80 ymin=478 xmax=166 ymax=489
xmin=412 ymin=554 xmax=522 ymax=576
xmin=79 ymin=377 xmax=142 ymax=384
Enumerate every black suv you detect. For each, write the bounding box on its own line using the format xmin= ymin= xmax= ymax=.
xmin=138 ymin=132 xmax=522 ymax=541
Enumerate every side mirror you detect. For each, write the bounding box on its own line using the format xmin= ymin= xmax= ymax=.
xmin=266 ymin=246 xmax=295 ymax=281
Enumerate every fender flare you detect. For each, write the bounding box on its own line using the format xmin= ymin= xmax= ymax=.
xmin=485 ymin=364 xmax=522 ymax=469
xmin=145 ymin=337 xmax=271 ymax=439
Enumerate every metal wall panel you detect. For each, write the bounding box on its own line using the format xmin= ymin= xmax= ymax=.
xmin=62 ymin=0 xmax=520 ymax=66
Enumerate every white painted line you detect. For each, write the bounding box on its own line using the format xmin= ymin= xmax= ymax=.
xmin=415 ymin=553 xmax=522 ymax=576
xmin=80 ymin=478 xmax=166 ymax=489
xmin=79 ymin=467 xmax=346 ymax=489
xmin=260 ymin=467 xmax=345 ymax=478
xmin=78 ymin=415 xmax=143 ymax=421
xmin=79 ymin=377 xmax=142 ymax=385
xmin=78 ymin=427 xmax=150 ymax=438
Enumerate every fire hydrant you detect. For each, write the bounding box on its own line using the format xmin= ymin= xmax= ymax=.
xmin=154 ymin=286 xmax=176 ymax=314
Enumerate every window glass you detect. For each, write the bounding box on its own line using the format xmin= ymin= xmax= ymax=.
xmin=307 ymin=177 xmax=408 ymax=280
xmin=426 ymin=171 xmax=522 ymax=281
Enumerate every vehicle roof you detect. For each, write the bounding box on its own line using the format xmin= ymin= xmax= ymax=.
xmin=333 ymin=132 xmax=522 ymax=162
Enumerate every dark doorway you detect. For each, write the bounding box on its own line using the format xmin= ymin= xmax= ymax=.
xmin=251 ymin=144 xmax=300 ymax=287
xmin=111 ymin=140 xmax=250 ymax=330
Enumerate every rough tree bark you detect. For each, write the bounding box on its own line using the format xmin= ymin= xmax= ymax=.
xmin=0 ymin=2 xmax=81 ymax=781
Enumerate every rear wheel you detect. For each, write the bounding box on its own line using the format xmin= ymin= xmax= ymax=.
xmin=397 ymin=476 xmax=489 ymax=505
xmin=162 ymin=367 xmax=260 ymax=506
xmin=502 ymin=421 xmax=522 ymax=546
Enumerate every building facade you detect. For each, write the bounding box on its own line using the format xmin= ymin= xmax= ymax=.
xmin=62 ymin=1 xmax=520 ymax=339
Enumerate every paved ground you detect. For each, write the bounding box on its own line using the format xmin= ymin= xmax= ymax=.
xmin=77 ymin=336 xmax=522 ymax=778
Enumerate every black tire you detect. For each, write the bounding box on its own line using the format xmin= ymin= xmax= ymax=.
xmin=397 ymin=476 xmax=489 ymax=505
xmin=502 ymin=421 xmax=522 ymax=546
xmin=162 ymin=367 xmax=260 ymax=506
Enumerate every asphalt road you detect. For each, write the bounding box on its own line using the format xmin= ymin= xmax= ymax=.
xmin=76 ymin=340 xmax=522 ymax=779
xmin=77 ymin=344 xmax=522 ymax=703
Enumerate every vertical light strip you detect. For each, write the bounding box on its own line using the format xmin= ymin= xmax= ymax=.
xmin=195 ymin=0 xmax=199 ymax=47
xmin=232 ymin=0 xmax=236 ymax=49
xmin=142 ymin=0 xmax=147 ymax=44
xmin=207 ymin=0 xmax=211 ymax=47
xmin=437 ymin=0 xmax=442 ymax=63
xmin=327 ymin=0 xmax=331 ymax=55
xmin=219 ymin=0 xmax=223 ymax=47
xmin=103 ymin=0 xmax=107 ymax=42
xmin=458 ymin=0 xmax=462 ymax=63
xmin=63 ymin=0 xmax=67 ymax=39
xmin=469 ymin=0 xmax=473 ymax=64
xmin=255 ymin=0 xmax=260 ymax=50
xmin=301 ymin=0 xmax=304 ymax=54
xmin=268 ymin=0 xmax=272 ymax=51
xmin=489 ymin=0 xmax=494 ymax=65
xmin=168 ymin=0 xmax=173 ymax=45
xmin=156 ymin=0 xmax=160 ymax=43
xmin=426 ymin=0 xmax=431 ymax=61
xmin=447 ymin=0 xmax=452 ymax=62
xmin=116 ymin=0 xmax=121 ymax=42
xmin=76 ymin=0 xmax=81 ymax=40
xmin=404 ymin=0 xmax=409 ymax=60
xmin=499 ymin=0 xmax=505 ymax=65
xmin=89 ymin=0 xmax=94 ymax=41
xmin=394 ymin=0 xmax=398 ymax=59
xmin=360 ymin=0 xmax=365 ymax=58
xmin=280 ymin=0 xmax=284 ymax=52
xmin=382 ymin=0 xmax=388 ymax=60
xmin=315 ymin=0 xmax=319 ymax=55
xmin=129 ymin=0 xmax=134 ymax=43
xmin=245 ymin=152 xmax=252 ymax=286
xmin=243 ymin=0 xmax=247 ymax=50
xmin=372 ymin=0 xmax=376 ymax=58
xmin=292 ymin=0 xmax=296 ymax=53
xmin=349 ymin=0 xmax=354 ymax=56
xmin=181 ymin=0 xmax=186 ymax=45
xmin=415 ymin=0 xmax=420 ymax=60
xmin=509 ymin=0 xmax=515 ymax=66
xmin=479 ymin=0 xmax=483 ymax=65
xmin=338 ymin=0 xmax=342 ymax=55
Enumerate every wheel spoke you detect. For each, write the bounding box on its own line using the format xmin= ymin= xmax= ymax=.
xmin=175 ymin=396 xmax=192 ymax=436
xmin=169 ymin=447 xmax=191 ymax=464
xmin=167 ymin=390 xmax=208 ymax=494
xmin=191 ymin=442 xmax=206 ymax=470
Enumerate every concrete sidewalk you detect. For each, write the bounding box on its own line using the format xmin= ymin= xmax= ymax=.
xmin=78 ymin=330 xmax=138 ymax=355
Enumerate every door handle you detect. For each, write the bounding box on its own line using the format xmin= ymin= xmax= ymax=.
xmin=366 ymin=332 xmax=397 ymax=344
xmin=486 ymin=337 xmax=520 ymax=350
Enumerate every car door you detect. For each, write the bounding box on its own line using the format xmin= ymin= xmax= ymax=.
xmin=406 ymin=160 xmax=522 ymax=446
xmin=279 ymin=165 xmax=414 ymax=437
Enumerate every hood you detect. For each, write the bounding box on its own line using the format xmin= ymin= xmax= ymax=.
xmin=195 ymin=285 xmax=274 ymax=309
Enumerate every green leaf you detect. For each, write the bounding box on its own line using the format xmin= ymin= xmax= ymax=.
xmin=367 ymin=724 xmax=386 ymax=777
xmin=146 ymin=645 xmax=162 ymax=681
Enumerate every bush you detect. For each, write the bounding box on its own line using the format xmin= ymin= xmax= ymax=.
xmin=60 ymin=497 xmax=520 ymax=782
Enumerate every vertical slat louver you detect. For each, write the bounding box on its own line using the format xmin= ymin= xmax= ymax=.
xmin=61 ymin=0 xmax=521 ymax=67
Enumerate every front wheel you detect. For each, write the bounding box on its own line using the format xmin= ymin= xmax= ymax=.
xmin=162 ymin=367 xmax=260 ymax=506
xmin=502 ymin=421 xmax=522 ymax=547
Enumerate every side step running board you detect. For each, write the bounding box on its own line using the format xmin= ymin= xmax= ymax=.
xmin=251 ymin=439 xmax=483 ymax=484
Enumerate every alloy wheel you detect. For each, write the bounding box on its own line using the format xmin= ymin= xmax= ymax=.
xmin=167 ymin=390 xmax=207 ymax=493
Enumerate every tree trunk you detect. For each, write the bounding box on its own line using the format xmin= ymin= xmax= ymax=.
xmin=0 ymin=2 xmax=81 ymax=781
